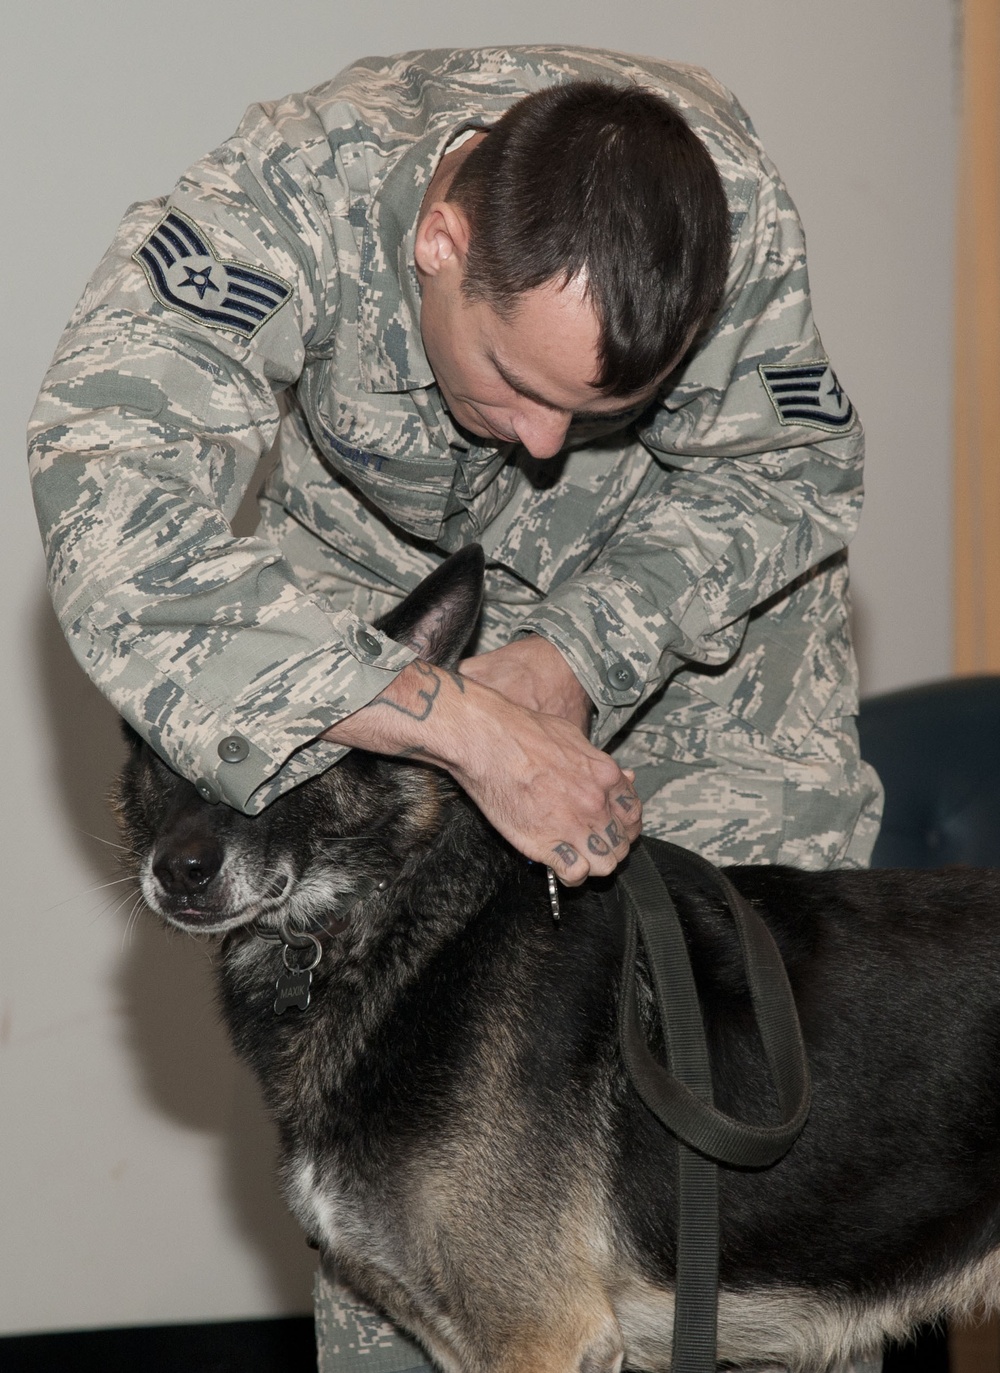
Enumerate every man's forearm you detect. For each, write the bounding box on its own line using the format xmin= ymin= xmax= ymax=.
xmin=323 ymin=660 xmax=470 ymax=765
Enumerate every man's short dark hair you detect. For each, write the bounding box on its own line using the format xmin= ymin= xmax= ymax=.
xmin=447 ymin=81 xmax=731 ymax=397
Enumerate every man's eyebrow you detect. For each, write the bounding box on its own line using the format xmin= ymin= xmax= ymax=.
xmin=489 ymin=352 xmax=559 ymax=409
xmin=489 ymin=351 xmax=646 ymax=422
xmin=572 ymin=399 xmax=648 ymax=422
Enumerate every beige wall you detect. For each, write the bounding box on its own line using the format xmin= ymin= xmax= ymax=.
xmin=0 ymin=0 xmax=958 ymax=1335
xmin=954 ymin=0 xmax=1000 ymax=670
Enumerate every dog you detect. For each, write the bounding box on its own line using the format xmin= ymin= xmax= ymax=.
xmin=114 ymin=546 xmax=1000 ymax=1373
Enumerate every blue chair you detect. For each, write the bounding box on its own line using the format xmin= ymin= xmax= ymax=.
xmin=858 ymin=675 xmax=1000 ymax=869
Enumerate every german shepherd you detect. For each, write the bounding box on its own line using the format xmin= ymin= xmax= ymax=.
xmin=114 ymin=546 xmax=1000 ymax=1373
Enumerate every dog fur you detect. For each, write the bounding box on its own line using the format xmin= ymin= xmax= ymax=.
xmin=114 ymin=547 xmax=1000 ymax=1373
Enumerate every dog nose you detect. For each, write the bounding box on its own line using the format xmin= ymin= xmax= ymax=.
xmin=152 ymin=837 xmax=224 ymax=895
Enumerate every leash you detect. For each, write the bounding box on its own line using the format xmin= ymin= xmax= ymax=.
xmin=603 ymin=840 xmax=811 ymax=1373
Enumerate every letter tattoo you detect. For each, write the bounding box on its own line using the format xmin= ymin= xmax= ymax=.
xmin=552 ymin=842 xmax=580 ymax=868
xmin=376 ymin=660 xmax=443 ymax=721
xmin=587 ymin=834 xmax=611 ymax=856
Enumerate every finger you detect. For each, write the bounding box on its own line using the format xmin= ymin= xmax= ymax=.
xmin=548 ymin=840 xmax=589 ymax=887
xmin=582 ymin=828 xmax=624 ymax=878
xmin=611 ymin=782 xmax=643 ymax=837
xmin=568 ymin=809 xmax=628 ymax=875
xmin=600 ymin=813 xmax=631 ymax=855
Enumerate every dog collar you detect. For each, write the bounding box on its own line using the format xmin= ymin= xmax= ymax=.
xmin=252 ymin=874 xmax=391 ymax=1014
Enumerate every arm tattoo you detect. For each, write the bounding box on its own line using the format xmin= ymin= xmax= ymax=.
xmin=375 ymin=660 xmax=444 ymax=721
xmin=587 ymin=833 xmax=611 ymax=856
xmin=552 ymin=842 xmax=580 ymax=868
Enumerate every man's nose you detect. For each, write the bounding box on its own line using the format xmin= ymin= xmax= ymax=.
xmin=512 ymin=407 xmax=572 ymax=460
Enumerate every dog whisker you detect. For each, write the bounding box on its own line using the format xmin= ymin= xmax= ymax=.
xmin=74 ymin=827 xmax=142 ymax=858
xmin=39 ymin=875 xmax=142 ymax=918
xmin=98 ymin=882 xmax=146 ymax=925
xmin=120 ymin=895 xmax=149 ymax=949
xmin=90 ymin=875 xmax=141 ymax=893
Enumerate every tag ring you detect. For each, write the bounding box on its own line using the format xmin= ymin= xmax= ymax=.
xmin=281 ymin=934 xmax=322 ymax=973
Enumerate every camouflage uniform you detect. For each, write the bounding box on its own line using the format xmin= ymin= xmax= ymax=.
xmin=30 ymin=46 xmax=882 ymax=1370
xmin=29 ymin=44 xmax=881 ymax=868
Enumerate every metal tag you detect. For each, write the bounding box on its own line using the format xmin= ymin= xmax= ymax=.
xmin=274 ymin=968 xmax=313 ymax=1014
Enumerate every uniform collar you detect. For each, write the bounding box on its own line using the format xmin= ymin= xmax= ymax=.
xmin=357 ymin=116 xmax=499 ymax=395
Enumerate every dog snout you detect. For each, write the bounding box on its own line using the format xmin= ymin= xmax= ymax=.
xmin=152 ymin=834 xmax=224 ymax=898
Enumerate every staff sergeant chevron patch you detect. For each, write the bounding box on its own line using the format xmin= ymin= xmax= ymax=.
xmin=758 ymin=361 xmax=854 ymax=433
xmin=134 ymin=210 xmax=292 ymax=339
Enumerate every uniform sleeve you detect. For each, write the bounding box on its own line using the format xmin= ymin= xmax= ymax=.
xmin=514 ymin=148 xmax=864 ymax=747
xmin=28 ymin=108 xmax=416 ymax=813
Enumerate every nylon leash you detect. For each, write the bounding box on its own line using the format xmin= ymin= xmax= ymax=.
xmin=603 ymin=840 xmax=812 ymax=1373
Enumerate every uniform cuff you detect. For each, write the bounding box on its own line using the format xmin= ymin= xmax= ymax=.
xmin=112 ymin=611 xmax=417 ymax=814
xmin=513 ymin=591 xmax=680 ymax=747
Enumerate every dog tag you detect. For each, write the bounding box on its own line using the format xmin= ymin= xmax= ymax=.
xmin=274 ymin=968 xmax=313 ymax=1014
xmin=272 ymin=932 xmax=323 ymax=1014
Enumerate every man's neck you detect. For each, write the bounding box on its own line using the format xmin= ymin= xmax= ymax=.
xmin=417 ymin=129 xmax=488 ymax=227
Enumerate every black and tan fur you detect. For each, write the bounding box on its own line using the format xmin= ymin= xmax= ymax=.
xmin=114 ymin=547 xmax=1000 ymax=1373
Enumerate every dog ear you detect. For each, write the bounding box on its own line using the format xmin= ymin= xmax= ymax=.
xmin=120 ymin=718 xmax=144 ymax=752
xmin=376 ymin=545 xmax=485 ymax=668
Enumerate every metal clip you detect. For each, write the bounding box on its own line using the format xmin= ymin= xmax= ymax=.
xmin=546 ymin=866 xmax=561 ymax=923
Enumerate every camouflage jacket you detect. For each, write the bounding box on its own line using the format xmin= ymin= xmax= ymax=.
xmin=29 ymin=47 xmax=864 ymax=813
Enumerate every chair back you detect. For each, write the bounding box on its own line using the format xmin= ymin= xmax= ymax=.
xmin=858 ymin=676 xmax=1000 ymax=868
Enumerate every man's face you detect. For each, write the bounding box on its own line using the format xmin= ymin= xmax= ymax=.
xmin=418 ymin=272 xmax=663 ymax=460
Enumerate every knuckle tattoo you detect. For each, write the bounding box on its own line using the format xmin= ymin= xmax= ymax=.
xmin=552 ymin=841 xmax=579 ymax=867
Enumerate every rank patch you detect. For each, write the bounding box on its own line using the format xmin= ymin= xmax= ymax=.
xmin=759 ymin=361 xmax=854 ymax=433
xmin=134 ymin=210 xmax=292 ymax=339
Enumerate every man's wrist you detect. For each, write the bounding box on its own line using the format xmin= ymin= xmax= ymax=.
xmin=322 ymin=658 xmax=479 ymax=772
xmin=458 ymin=634 xmax=594 ymax=733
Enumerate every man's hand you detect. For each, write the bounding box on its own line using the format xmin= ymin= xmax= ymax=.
xmin=458 ymin=635 xmax=593 ymax=733
xmin=322 ymin=659 xmax=641 ymax=885
xmin=442 ymin=683 xmax=641 ymax=885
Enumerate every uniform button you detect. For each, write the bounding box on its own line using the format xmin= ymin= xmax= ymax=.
xmin=604 ymin=659 xmax=637 ymax=691
xmin=358 ymin=630 xmax=382 ymax=656
xmin=217 ymin=734 xmax=250 ymax=764
xmin=195 ymin=779 xmax=220 ymax=805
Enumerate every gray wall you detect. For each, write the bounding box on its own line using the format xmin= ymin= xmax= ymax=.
xmin=1 ymin=0 xmax=957 ymax=1335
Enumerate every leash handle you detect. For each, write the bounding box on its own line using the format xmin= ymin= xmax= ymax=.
xmin=603 ymin=840 xmax=813 ymax=1373
xmin=615 ymin=842 xmax=811 ymax=1169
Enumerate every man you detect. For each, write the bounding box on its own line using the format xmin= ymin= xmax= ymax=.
xmin=29 ymin=46 xmax=882 ymax=1370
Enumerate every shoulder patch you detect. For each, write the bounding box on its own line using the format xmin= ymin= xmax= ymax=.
xmin=758 ymin=361 xmax=854 ymax=433
xmin=133 ymin=210 xmax=292 ymax=340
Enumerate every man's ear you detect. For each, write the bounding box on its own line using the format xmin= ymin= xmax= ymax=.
xmin=413 ymin=200 xmax=472 ymax=281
